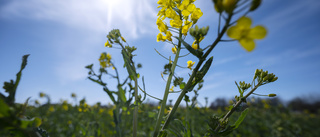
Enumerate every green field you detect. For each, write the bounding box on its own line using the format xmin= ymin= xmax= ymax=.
xmin=1 ymin=96 xmax=319 ymax=137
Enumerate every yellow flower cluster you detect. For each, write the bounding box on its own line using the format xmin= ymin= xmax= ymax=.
xmin=156 ymin=0 xmax=203 ymax=42
xmin=99 ymin=52 xmax=112 ymax=68
xmin=79 ymin=102 xmax=89 ymax=112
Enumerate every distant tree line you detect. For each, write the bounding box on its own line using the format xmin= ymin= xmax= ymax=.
xmin=208 ymin=97 xmax=320 ymax=114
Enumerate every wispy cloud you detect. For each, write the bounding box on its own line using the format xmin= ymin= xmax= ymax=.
xmin=261 ymin=0 xmax=320 ymax=35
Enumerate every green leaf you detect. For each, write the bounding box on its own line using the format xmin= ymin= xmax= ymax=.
xmin=173 ymin=77 xmax=184 ymax=87
xmin=118 ymin=86 xmax=127 ymax=102
xmin=20 ymin=117 xmax=42 ymax=128
xmin=174 ymin=36 xmax=203 ymax=58
xmin=159 ymin=130 xmax=168 ymax=137
xmin=232 ymin=108 xmax=249 ymax=129
xmin=122 ymin=50 xmax=136 ymax=80
xmin=85 ymin=64 xmax=93 ymax=69
xmin=198 ymin=57 xmax=213 ymax=79
xmin=0 ymin=98 xmax=10 ymax=118
xmin=88 ymin=77 xmax=106 ymax=86
xmin=104 ymin=88 xmax=116 ymax=104
xmin=192 ymin=57 xmax=214 ymax=88
xmin=218 ymin=125 xmax=234 ymax=136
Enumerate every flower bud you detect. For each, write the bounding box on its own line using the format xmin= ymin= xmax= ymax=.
xmin=200 ymin=26 xmax=209 ymax=36
xmin=213 ymin=0 xmax=224 ymax=13
xmin=263 ymin=75 xmax=269 ymax=82
xmin=253 ymin=69 xmax=261 ymax=79
xmin=250 ymin=0 xmax=262 ymax=11
xmin=40 ymin=92 xmax=45 ymax=98
xmin=267 ymin=73 xmax=275 ymax=82
xmin=268 ymin=94 xmax=276 ymax=97
xmin=71 ymin=93 xmax=76 ymax=98
xmin=260 ymin=71 xmax=267 ymax=79
xmin=222 ymin=0 xmax=238 ymax=14
xmin=271 ymin=77 xmax=278 ymax=82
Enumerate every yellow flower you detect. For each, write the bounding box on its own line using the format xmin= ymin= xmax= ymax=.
xmin=169 ymin=86 xmax=174 ymax=91
xmin=104 ymin=40 xmax=112 ymax=47
xmin=62 ymin=104 xmax=68 ymax=111
xmin=179 ymin=2 xmax=196 ymax=17
xmin=157 ymin=33 xmax=166 ymax=42
xmin=99 ymin=108 xmax=104 ymax=114
xmin=99 ymin=53 xmax=112 ymax=68
xmin=170 ymin=16 xmax=182 ymax=28
xmin=165 ymin=8 xmax=177 ymax=19
xmin=182 ymin=20 xmax=192 ymax=35
xmin=156 ymin=18 xmax=168 ymax=33
xmin=166 ymin=31 xmax=172 ymax=41
xmin=172 ymin=46 xmax=177 ymax=54
xmin=191 ymin=8 xmax=203 ymax=23
xmin=227 ymin=16 xmax=267 ymax=52
xmin=187 ymin=60 xmax=195 ymax=70
xmin=191 ymin=41 xmax=199 ymax=50
xmin=106 ymin=53 xmax=111 ymax=60
xmin=49 ymin=106 xmax=55 ymax=112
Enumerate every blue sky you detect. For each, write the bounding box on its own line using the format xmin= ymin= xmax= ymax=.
xmin=1 ymin=0 xmax=320 ymax=105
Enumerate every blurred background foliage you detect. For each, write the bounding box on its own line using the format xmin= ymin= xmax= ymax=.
xmin=1 ymin=93 xmax=319 ymax=137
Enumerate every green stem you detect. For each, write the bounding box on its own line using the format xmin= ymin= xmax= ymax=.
xmin=161 ymin=14 xmax=233 ymax=131
xmin=133 ymin=68 xmax=139 ymax=137
xmin=153 ymin=33 xmax=183 ymax=137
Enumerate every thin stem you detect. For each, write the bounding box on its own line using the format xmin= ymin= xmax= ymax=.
xmin=220 ymin=39 xmax=237 ymax=42
xmin=153 ymin=31 xmax=183 ymax=137
xmin=161 ymin=14 xmax=233 ymax=131
xmin=218 ymin=13 xmax=221 ymax=35
xmin=179 ymin=53 xmax=190 ymax=58
xmin=155 ymin=48 xmax=170 ymax=60
xmin=138 ymin=85 xmax=162 ymax=101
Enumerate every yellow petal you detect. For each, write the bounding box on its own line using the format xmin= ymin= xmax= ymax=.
xmin=237 ymin=16 xmax=252 ymax=28
xmin=249 ymin=25 xmax=267 ymax=39
xmin=239 ymin=38 xmax=255 ymax=52
xmin=182 ymin=10 xmax=190 ymax=16
xmin=187 ymin=4 xmax=196 ymax=12
xmin=227 ymin=26 xmax=241 ymax=39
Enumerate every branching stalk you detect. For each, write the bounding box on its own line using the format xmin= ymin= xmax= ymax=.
xmin=153 ymin=31 xmax=183 ymax=137
xmin=214 ymin=81 xmax=262 ymax=132
xmin=160 ymin=14 xmax=233 ymax=132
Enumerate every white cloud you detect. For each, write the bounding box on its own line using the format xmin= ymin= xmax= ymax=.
xmin=0 ymin=0 xmax=162 ymax=83
xmin=1 ymin=0 xmax=158 ymax=39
